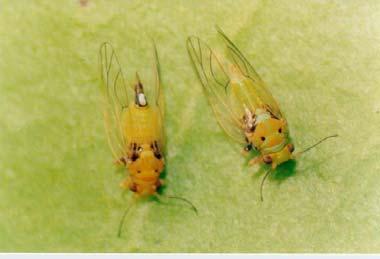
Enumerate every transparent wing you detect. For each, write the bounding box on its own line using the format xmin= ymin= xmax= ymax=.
xmin=152 ymin=41 xmax=166 ymax=153
xmin=153 ymin=41 xmax=164 ymax=116
xmin=216 ymin=27 xmax=283 ymax=119
xmin=187 ymin=36 xmax=246 ymax=144
xmin=99 ymin=42 xmax=130 ymax=160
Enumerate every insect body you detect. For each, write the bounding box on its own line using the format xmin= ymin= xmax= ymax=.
xmin=121 ymin=102 xmax=164 ymax=195
xmin=187 ymin=30 xmax=294 ymax=169
xmin=187 ymin=28 xmax=337 ymax=200
xmin=99 ymin=42 xmax=165 ymax=197
xmin=99 ymin=42 xmax=196 ymax=236
xmin=226 ymin=64 xmax=294 ymax=169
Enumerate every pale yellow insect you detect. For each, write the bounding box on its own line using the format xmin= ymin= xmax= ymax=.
xmin=187 ymin=28 xmax=337 ymax=201
xmin=99 ymin=42 xmax=165 ymax=197
xmin=99 ymin=42 xmax=196 ymax=237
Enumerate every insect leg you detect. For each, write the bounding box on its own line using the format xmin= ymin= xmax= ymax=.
xmin=114 ymin=156 xmax=128 ymax=166
xmin=248 ymin=156 xmax=263 ymax=166
xmin=156 ymin=179 xmax=164 ymax=189
xmin=119 ymin=177 xmax=132 ymax=189
xmin=127 ymin=142 xmax=140 ymax=162
xmin=152 ymin=141 xmax=163 ymax=159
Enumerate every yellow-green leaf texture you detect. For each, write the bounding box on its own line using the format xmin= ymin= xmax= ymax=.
xmin=1 ymin=0 xmax=380 ymax=252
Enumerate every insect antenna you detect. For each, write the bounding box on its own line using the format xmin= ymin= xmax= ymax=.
xmin=260 ymin=168 xmax=272 ymax=202
xmin=296 ymin=134 xmax=338 ymax=157
xmin=167 ymin=195 xmax=198 ymax=215
xmin=117 ymin=201 xmax=135 ymax=238
xmin=156 ymin=194 xmax=198 ymax=215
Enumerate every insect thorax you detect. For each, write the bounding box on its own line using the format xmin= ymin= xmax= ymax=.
xmin=243 ymin=108 xmax=290 ymax=154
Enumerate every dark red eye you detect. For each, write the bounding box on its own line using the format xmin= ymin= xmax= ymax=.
xmin=278 ymin=128 xmax=282 ymax=133
xmin=261 ymin=136 xmax=266 ymax=141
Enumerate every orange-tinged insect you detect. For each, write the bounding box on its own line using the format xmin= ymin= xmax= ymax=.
xmin=187 ymin=28 xmax=337 ymax=201
xmin=99 ymin=42 xmax=196 ymax=237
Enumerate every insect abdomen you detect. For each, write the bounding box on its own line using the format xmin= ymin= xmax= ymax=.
xmin=123 ymin=104 xmax=162 ymax=145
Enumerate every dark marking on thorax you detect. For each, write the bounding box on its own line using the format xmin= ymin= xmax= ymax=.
xmin=152 ymin=141 xmax=162 ymax=159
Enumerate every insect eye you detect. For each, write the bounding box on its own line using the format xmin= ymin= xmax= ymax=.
xmin=244 ymin=144 xmax=252 ymax=152
xmin=261 ymin=136 xmax=266 ymax=141
xmin=137 ymin=170 xmax=141 ymax=174
xmin=154 ymin=169 xmax=158 ymax=173
xmin=278 ymin=128 xmax=282 ymax=133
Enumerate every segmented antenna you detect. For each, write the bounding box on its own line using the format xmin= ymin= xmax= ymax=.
xmin=166 ymin=195 xmax=198 ymax=215
xmin=260 ymin=134 xmax=338 ymax=202
xmin=260 ymin=168 xmax=272 ymax=202
xmin=117 ymin=202 xmax=135 ymax=238
xmin=156 ymin=194 xmax=198 ymax=215
xmin=296 ymin=134 xmax=338 ymax=156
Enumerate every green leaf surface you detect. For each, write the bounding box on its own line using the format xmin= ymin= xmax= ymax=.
xmin=1 ymin=0 xmax=380 ymax=252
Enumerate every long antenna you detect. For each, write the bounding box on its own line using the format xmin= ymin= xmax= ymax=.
xmin=166 ymin=195 xmax=198 ymax=215
xmin=259 ymin=134 xmax=338 ymax=202
xmin=296 ymin=134 xmax=338 ymax=156
xmin=156 ymin=194 xmax=198 ymax=215
xmin=117 ymin=202 xmax=135 ymax=238
xmin=260 ymin=168 xmax=272 ymax=202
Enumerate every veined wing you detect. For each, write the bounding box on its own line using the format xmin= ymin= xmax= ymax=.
xmin=99 ymin=42 xmax=130 ymax=160
xmin=216 ymin=27 xmax=283 ymax=119
xmin=152 ymin=41 xmax=165 ymax=153
xmin=187 ymin=36 xmax=246 ymax=144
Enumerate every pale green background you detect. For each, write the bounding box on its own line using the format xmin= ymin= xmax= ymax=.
xmin=1 ymin=0 xmax=380 ymax=252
